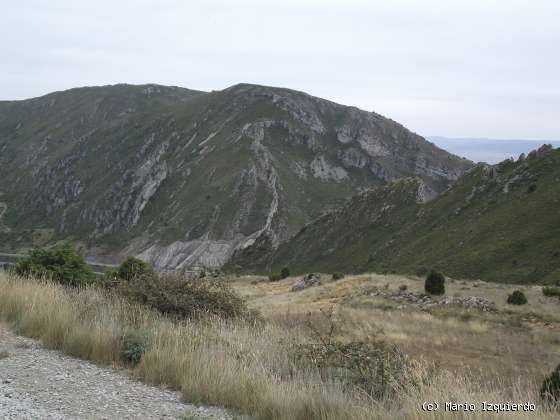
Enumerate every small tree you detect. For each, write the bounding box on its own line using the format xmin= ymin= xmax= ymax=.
xmin=540 ymin=364 xmax=560 ymax=404
xmin=424 ymin=270 xmax=445 ymax=295
xmin=280 ymin=267 xmax=291 ymax=279
xmin=507 ymin=290 xmax=528 ymax=305
xmin=109 ymin=257 xmax=155 ymax=282
xmin=15 ymin=242 xmax=95 ymax=287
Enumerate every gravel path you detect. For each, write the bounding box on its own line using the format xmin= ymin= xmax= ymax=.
xmin=0 ymin=325 xmax=233 ymax=420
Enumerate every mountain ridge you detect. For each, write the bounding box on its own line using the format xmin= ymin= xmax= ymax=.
xmin=0 ymin=83 xmax=472 ymax=269
xmin=265 ymin=145 xmax=560 ymax=284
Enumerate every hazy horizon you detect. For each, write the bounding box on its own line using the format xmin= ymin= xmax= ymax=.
xmin=429 ymin=136 xmax=560 ymax=164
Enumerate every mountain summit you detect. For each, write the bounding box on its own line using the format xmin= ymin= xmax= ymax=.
xmin=0 ymin=83 xmax=472 ymax=268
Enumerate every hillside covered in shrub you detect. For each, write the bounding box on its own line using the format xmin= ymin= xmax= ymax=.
xmin=268 ymin=146 xmax=560 ymax=284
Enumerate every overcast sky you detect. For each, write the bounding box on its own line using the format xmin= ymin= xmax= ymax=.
xmin=1 ymin=0 xmax=559 ymax=140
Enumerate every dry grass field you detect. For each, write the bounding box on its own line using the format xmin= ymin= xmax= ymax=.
xmin=1 ymin=270 xmax=559 ymax=419
xmin=231 ymin=273 xmax=560 ymax=398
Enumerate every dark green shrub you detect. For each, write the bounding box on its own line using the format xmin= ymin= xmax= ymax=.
xmin=424 ymin=270 xmax=445 ymax=295
xmin=120 ymin=329 xmax=151 ymax=365
xmin=106 ymin=256 xmax=155 ymax=284
xmin=332 ymin=272 xmax=345 ymax=281
xmin=280 ymin=267 xmax=291 ymax=279
xmin=540 ymin=364 xmax=560 ymax=403
xmin=542 ymin=286 xmax=560 ymax=297
xmin=118 ymin=273 xmax=252 ymax=320
xmin=398 ymin=284 xmax=408 ymax=292
xmin=15 ymin=242 xmax=95 ymax=287
xmin=507 ymin=290 xmax=528 ymax=305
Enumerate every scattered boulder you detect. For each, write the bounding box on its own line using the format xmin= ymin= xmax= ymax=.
xmin=291 ymin=273 xmax=322 ymax=292
xmin=440 ymin=296 xmax=496 ymax=312
xmin=369 ymin=288 xmax=496 ymax=312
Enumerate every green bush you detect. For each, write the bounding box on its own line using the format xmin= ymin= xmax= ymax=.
xmin=398 ymin=284 xmax=408 ymax=292
xmin=15 ymin=242 xmax=95 ymax=287
xmin=120 ymin=329 xmax=151 ymax=366
xmin=118 ymin=272 xmax=253 ymax=320
xmin=507 ymin=290 xmax=528 ymax=305
xmin=280 ymin=267 xmax=291 ymax=279
xmin=542 ymin=286 xmax=560 ymax=297
xmin=424 ymin=270 xmax=445 ymax=295
xmin=105 ymin=256 xmax=155 ymax=284
xmin=332 ymin=272 xmax=345 ymax=281
xmin=540 ymin=364 xmax=560 ymax=403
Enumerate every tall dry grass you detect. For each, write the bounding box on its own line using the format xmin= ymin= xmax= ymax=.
xmin=0 ymin=271 xmax=557 ymax=419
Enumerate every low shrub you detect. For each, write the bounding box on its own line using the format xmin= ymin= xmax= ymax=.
xmin=295 ymin=339 xmax=410 ymax=399
xmin=120 ymin=329 xmax=152 ymax=366
xmin=268 ymin=268 xmax=290 ymax=281
xmin=542 ymin=286 xmax=560 ymax=298
xmin=105 ymin=256 xmax=156 ymax=285
xmin=527 ymin=184 xmax=537 ymax=193
xmin=507 ymin=290 xmax=528 ymax=305
xmin=332 ymin=272 xmax=345 ymax=281
xmin=268 ymin=273 xmax=282 ymax=281
xmin=424 ymin=270 xmax=445 ymax=295
xmin=540 ymin=364 xmax=560 ymax=404
xmin=117 ymin=273 xmax=253 ymax=321
xmin=294 ymin=307 xmax=423 ymax=399
xmin=398 ymin=284 xmax=408 ymax=292
xmin=15 ymin=242 xmax=95 ymax=287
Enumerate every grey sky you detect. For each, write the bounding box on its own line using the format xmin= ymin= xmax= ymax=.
xmin=2 ymin=0 xmax=559 ymax=140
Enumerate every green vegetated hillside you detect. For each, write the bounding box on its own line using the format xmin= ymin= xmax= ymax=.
xmin=270 ymin=146 xmax=560 ymax=284
xmin=0 ymin=83 xmax=470 ymax=269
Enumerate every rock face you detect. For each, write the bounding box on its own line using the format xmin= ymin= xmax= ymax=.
xmin=0 ymin=83 xmax=472 ymax=269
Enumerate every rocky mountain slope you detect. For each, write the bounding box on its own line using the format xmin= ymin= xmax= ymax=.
xmin=267 ymin=145 xmax=560 ymax=284
xmin=0 ymin=83 xmax=471 ymax=268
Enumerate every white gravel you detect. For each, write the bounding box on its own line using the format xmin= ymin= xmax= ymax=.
xmin=0 ymin=325 xmax=233 ymax=420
